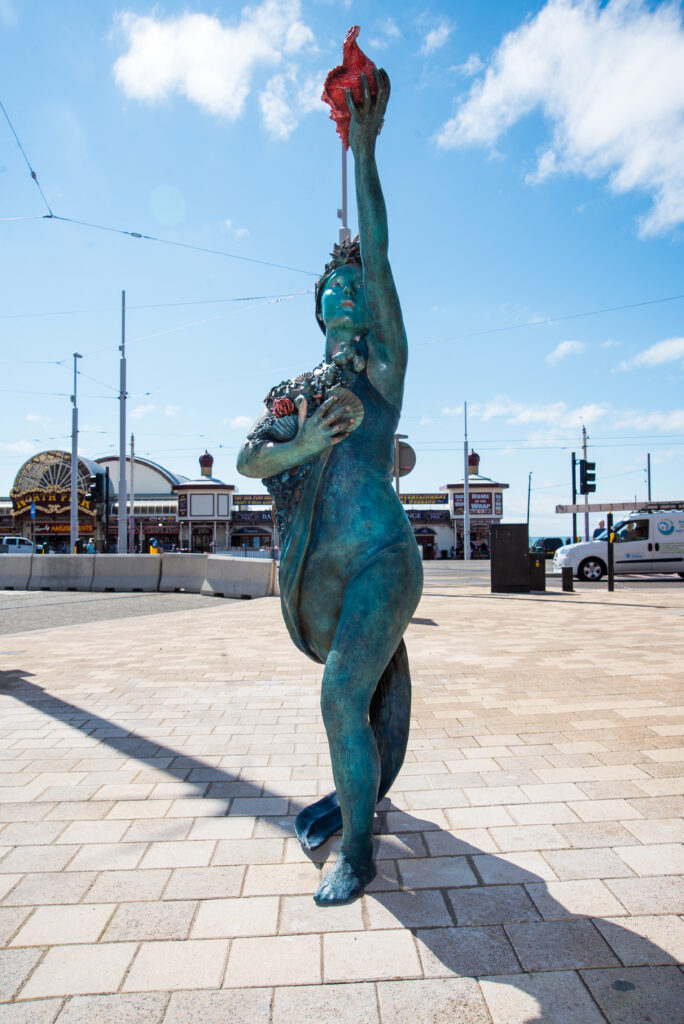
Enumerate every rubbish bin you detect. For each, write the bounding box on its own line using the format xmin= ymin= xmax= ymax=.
xmin=490 ymin=524 xmax=530 ymax=593
xmin=529 ymin=553 xmax=546 ymax=592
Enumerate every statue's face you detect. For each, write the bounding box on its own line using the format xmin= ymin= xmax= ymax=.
xmin=320 ymin=265 xmax=369 ymax=339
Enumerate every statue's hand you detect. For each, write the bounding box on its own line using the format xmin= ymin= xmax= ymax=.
xmin=295 ymin=394 xmax=352 ymax=458
xmin=346 ymin=68 xmax=390 ymax=155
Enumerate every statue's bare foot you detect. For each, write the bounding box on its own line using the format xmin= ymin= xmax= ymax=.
xmin=314 ymin=851 xmax=376 ymax=906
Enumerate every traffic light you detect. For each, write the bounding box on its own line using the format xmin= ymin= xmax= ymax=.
xmin=579 ymin=459 xmax=596 ymax=494
xmin=90 ymin=474 xmax=106 ymax=504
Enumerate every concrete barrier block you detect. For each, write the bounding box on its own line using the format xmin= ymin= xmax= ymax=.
xmin=159 ymin=553 xmax=208 ymax=594
xmin=92 ymin=554 xmax=162 ymax=593
xmin=270 ymin=560 xmax=280 ymax=597
xmin=0 ymin=554 xmax=33 ymax=590
xmin=201 ymin=554 xmax=274 ymax=599
xmin=28 ymin=554 xmax=94 ymax=591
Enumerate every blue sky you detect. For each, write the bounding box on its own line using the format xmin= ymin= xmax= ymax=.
xmin=1 ymin=0 xmax=683 ymax=535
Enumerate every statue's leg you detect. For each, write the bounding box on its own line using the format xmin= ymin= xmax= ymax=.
xmin=314 ymin=548 xmax=421 ymax=906
xmin=294 ymin=639 xmax=411 ymax=851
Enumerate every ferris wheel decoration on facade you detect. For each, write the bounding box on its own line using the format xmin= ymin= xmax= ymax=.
xmin=12 ymin=451 xmax=94 ymax=494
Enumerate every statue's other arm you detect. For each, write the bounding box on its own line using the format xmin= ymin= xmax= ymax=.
xmin=348 ymin=70 xmax=407 ymax=411
xmin=237 ymin=395 xmax=353 ymax=478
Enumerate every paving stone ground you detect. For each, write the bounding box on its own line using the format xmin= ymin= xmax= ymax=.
xmin=0 ymin=564 xmax=682 ymax=1023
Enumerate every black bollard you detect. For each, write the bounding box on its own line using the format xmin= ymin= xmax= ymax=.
xmin=562 ymin=566 xmax=574 ymax=592
xmin=607 ymin=512 xmax=614 ymax=593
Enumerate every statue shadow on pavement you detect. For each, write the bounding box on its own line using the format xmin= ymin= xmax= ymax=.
xmin=2 ymin=670 xmax=682 ymax=1023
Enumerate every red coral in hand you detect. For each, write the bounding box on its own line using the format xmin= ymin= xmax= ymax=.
xmin=273 ymin=397 xmax=296 ymax=418
xmin=321 ymin=26 xmax=377 ymax=150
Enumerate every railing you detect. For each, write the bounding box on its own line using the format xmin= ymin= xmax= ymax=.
xmin=213 ymin=547 xmax=279 ymax=560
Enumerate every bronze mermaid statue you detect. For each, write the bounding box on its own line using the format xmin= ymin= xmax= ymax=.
xmin=237 ymin=63 xmax=423 ymax=905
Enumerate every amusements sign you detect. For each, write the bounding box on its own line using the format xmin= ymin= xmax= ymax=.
xmin=399 ymin=494 xmax=448 ymax=505
xmin=233 ymin=495 xmax=273 ymax=506
xmin=35 ymin=522 xmax=93 ymax=534
xmin=11 ymin=489 xmax=95 ymax=516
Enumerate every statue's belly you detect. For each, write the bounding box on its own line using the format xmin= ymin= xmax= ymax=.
xmin=296 ymin=468 xmax=419 ymax=659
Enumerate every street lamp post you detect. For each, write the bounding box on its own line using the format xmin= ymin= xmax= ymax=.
xmin=463 ymin=402 xmax=470 ymax=561
xmin=394 ymin=433 xmax=408 ymax=496
xmin=118 ymin=290 xmax=128 ymax=553
xmin=70 ymin=352 xmax=82 ymax=554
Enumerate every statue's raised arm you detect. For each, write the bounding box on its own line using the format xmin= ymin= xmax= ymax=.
xmin=346 ymin=68 xmax=407 ymax=412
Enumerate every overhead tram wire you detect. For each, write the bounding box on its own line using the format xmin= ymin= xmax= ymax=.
xmin=0 ymin=289 xmax=313 ymax=321
xmin=1 ymin=97 xmax=316 ymax=277
xmin=82 ymin=295 xmax=295 ymax=357
xmin=419 ymin=292 xmax=684 ymax=348
xmin=0 ymin=99 xmax=53 ymax=216
xmin=41 ymin=214 xmax=318 ymax=277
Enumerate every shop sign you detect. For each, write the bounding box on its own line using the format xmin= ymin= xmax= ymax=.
xmin=11 ymin=488 xmax=95 ymax=516
xmin=35 ymin=522 xmax=93 ymax=534
xmin=177 ymin=494 xmax=188 ymax=517
xmin=400 ymin=493 xmax=447 ymax=505
xmin=453 ymin=492 xmax=494 ymax=515
xmin=406 ymin=510 xmax=424 ymax=521
xmin=495 ymin=493 xmax=503 ymax=515
xmin=233 ymin=494 xmax=272 ymax=506
xmin=426 ymin=510 xmax=450 ymax=522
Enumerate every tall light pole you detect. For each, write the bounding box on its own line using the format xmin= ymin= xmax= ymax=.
xmin=70 ymin=352 xmax=82 ymax=554
xmin=128 ymin=433 xmax=135 ymax=554
xmin=118 ymin=290 xmax=128 ymax=553
xmin=394 ymin=433 xmax=408 ymax=496
xmin=582 ymin=424 xmax=589 ymax=541
xmin=527 ymin=472 xmax=532 ymax=530
xmin=463 ymin=402 xmax=470 ymax=561
xmin=337 ymin=143 xmax=351 ymax=244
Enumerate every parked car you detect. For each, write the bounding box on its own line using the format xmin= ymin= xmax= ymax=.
xmin=553 ymin=511 xmax=684 ymax=581
xmin=530 ymin=537 xmax=565 ymax=558
xmin=0 ymin=536 xmax=34 ymax=554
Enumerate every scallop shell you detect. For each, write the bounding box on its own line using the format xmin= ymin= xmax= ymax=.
xmin=267 ymin=414 xmax=298 ymax=441
xmin=328 ymin=386 xmax=364 ymax=434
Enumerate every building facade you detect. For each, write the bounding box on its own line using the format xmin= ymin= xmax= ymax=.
xmin=1 ymin=448 xmax=507 ymax=556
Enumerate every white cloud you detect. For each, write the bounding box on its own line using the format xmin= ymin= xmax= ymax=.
xmin=25 ymin=413 xmax=43 ymax=423
xmin=113 ymin=1 xmax=316 ymax=136
xmin=259 ymin=65 xmax=323 ymax=139
xmin=602 ymin=338 xmax=620 ymax=348
xmin=455 ymin=53 xmax=484 ymax=77
xmin=420 ymin=19 xmax=453 ymax=56
xmin=131 ymin=403 xmax=156 ymax=420
xmin=435 ymin=0 xmax=684 ymax=236
xmin=164 ymin=405 xmax=181 ymax=417
xmin=370 ymin=17 xmax=401 ymax=49
xmin=0 ymin=439 xmax=35 ymax=455
xmin=619 ymin=336 xmax=684 ymax=371
xmin=471 ymin=395 xmax=606 ymax=428
xmin=224 ymin=218 xmax=249 ymax=240
xmin=545 ymin=339 xmax=586 ymax=365
xmin=614 ymin=408 xmax=684 ymax=431
xmin=441 ymin=405 xmax=463 ymax=417
xmin=381 ymin=17 xmax=401 ymax=40
xmin=0 ymin=0 xmax=17 ymax=28
xmin=229 ymin=415 xmax=252 ymax=429
xmin=420 ymin=415 xmax=433 ymax=426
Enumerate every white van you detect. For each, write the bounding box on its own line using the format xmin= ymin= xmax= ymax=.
xmin=0 ymin=536 xmax=34 ymax=554
xmin=553 ymin=511 xmax=684 ymax=581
